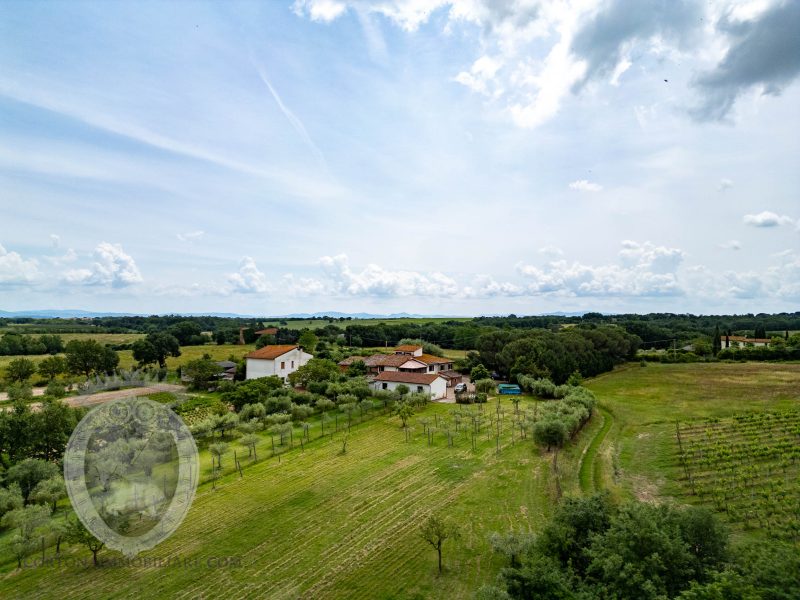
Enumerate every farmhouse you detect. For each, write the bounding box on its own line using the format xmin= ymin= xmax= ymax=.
xmin=370 ymin=371 xmax=448 ymax=400
xmin=245 ymin=344 xmax=312 ymax=381
xmin=721 ymin=335 xmax=771 ymax=348
xmin=338 ymin=344 xmax=463 ymax=387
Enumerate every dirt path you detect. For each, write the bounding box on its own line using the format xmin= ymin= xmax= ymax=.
xmin=63 ymin=383 xmax=185 ymax=408
xmin=2 ymin=383 xmax=186 ymax=412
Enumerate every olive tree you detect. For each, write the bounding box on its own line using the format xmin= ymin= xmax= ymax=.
xmin=420 ymin=514 xmax=460 ymax=575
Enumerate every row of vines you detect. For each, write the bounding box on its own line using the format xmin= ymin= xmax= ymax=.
xmin=675 ymin=409 xmax=800 ymax=541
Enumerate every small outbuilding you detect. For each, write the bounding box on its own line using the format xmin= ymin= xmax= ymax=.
xmin=370 ymin=371 xmax=448 ymax=400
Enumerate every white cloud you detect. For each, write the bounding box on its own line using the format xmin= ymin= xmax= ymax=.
xmin=176 ymin=230 xmax=205 ymax=242
xmin=568 ymin=179 xmax=603 ymax=192
xmin=227 ymin=257 xmax=269 ymax=294
xmin=50 ymin=234 xmax=60 ymax=248
xmin=717 ymin=178 xmax=733 ymax=191
xmin=292 ymin=0 xmax=347 ymax=22
xmin=62 ymin=242 xmax=142 ymax=287
xmin=539 ymin=245 xmax=564 ymax=258
xmin=319 ymin=253 xmax=459 ymax=297
xmin=742 ymin=211 xmax=794 ymax=227
xmin=454 ymin=55 xmax=503 ymax=96
xmin=45 ymin=248 xmax=78 ymax=266
xmin=0 ymin=243 xmax=39 ymax=285
xmin=514 ymin=240 xmax=685 ymax=297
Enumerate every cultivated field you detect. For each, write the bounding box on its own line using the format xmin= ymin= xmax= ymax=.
xmin=1 ymin=362 xmax=797 ymax=599
xmin=584 ymin=362 xmax=800 ymax=516
xmin=0 ymin=396 xmax=590 ymax=599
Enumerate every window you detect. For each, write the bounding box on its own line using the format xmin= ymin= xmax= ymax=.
xmin=429 ymin=365 xmax=434 ymax=372
xmin=382 ymin=383 xmax=388 ymax=390
xmin=416 ymin=386 xmax=424 ymax=393
xmin=280 ymin=361 xmax=285 ymax=369
xmin=291 ymin=360 xmax=295 ymax=368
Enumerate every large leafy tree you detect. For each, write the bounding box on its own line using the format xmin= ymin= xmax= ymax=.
xmin=65 ymin=339 xmax=119 ymax=377
xmin=132 ymin=332 xmax=180 ymax=368
xmin=6 ymin=458 xmax=60 ymax=502
xmin=168 ymin=320 xmax=202 ymax=345
xmin=5 ymin=357 xmax=36 ymax=383
xmin=38 ymin=355 xmax=67 ymax=381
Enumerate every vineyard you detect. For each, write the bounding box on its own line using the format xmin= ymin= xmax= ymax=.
xmin=675 ymin=409 xmax=800 ymax=541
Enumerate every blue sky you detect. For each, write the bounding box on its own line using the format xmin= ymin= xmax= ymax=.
xmin=1 ymin=0 xmax=798 ymax=316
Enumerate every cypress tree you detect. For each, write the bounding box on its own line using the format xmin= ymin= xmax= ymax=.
xmin=712 ymin=325 xmax=721 ymax=356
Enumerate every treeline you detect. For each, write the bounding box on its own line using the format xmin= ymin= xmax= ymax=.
xmin=464 ymin=326 xmax=639 ymax=383
xmin=0 ymin=333 xmax=64 ymax=356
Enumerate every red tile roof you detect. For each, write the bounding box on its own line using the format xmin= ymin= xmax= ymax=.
xmin=395 ymin=344 xmax=423 ymax=352
xmin=246 ymin=345 xmax=299 ymax=360
xmin=374 ymin=372 xmax=442 ymax=385
xmin=415 ymin=353 xmax=453 ymax=365
xmin=255 ymin=328 xmax=278 ymax=335
xmin=722 ymin=336 xmax=772 ymax=343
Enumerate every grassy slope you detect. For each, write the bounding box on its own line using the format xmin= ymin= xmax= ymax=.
xmin=0 ymin=397 xmax=590 ymax=600
xmin=584 ymin=362 xmax=800 ymax=506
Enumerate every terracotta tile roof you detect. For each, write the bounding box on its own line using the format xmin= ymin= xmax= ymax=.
xmin=395 ymin=344 xmax=423 ymax=352
xmin=415 ymin=353 xmax=453 ymax=365
xmin=373 ymin=371 xmax=442 ymax=385
xmin=439 ymin=370 xmax=462 ymax=379
xmin=722 ymin=336 xmax=772 ymax=343
xmin=246 ymin=345 xmax=299 ymax=360
xmin=255 ymin=328 xmax=278 ymax=335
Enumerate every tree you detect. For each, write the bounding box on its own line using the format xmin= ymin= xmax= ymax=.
xmin=30 ymin=475 xmax=66 ymax=512
xmin=65 ymin=339 xmax=119 ymax=377
xmin=394 ymin=401 xmax=414 ymax=428
xmin=65 ymin=517 xmax=104 ymax=566
xmin=1 ymin=504 xmax=52 ymax=566
xmin=0 ymin=483 xmax=24 ymax=520
xmin=533 ymin=419 xmax=567 ymax=451
xmin=420 ymin=514 xmax=460 ymax=575
xmin=346 ymin=360 xmax=368 ymax=377
xmin=396 ymin=384 xmax=410 ymax=398
xmin=209 ymin=442 xmax=229 ymax=468
xmin=38 ymin=355 xmax=67 ymax=381
xmin=712 ymin=325 xmax=722 ymax=356
xmin=471 ymin=364 xmax=491 ymax=382
xmin=7 ymin=458 xmax=60 ymax=502
xmin=754 ymin=323 xmax=767 ymax=339
xmin=239 ymin=434 xmax=260 ymax=459
xmin=133 ymin=333 xmax=180 ymax=368
xmin=5 ymin=357 xmax=36 ymax=383
xmin=183 ymin=358 xmax=222 ymax=390
xmin=287 ymin=358 xmax=339 ymax=387
xmin=298 ymin=330 xmax=319 ymax=354
xmin=168 ymin=320 xmax=202 ymax=345
xmin=474 ymin=378 xmax=496 ymax=394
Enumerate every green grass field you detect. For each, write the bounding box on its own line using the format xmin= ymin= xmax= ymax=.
xmin=1 ymin=362 xmax=797 ymax=599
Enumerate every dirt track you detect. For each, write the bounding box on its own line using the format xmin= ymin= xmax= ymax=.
xmin=1 ymin=383 xmax=185 ymax=411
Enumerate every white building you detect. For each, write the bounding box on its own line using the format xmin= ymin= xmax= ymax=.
xmin=245 ymin=345 xmax=312 ymax=381
xmin=370 ymin=371 xmax=448 ymax=400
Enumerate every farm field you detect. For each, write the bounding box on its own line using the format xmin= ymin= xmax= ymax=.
xmin=1 ymin=362 xmax=796 ymax=599
xmin=0 ymin=343 xmax=255 ymax=377
xmin=675 ymin=409 xmax=800 ymax=541
xmin=0 ymin=396 xmax=590 ymax=599
xmin=584 ymin=362 xmax=800 ymax=521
